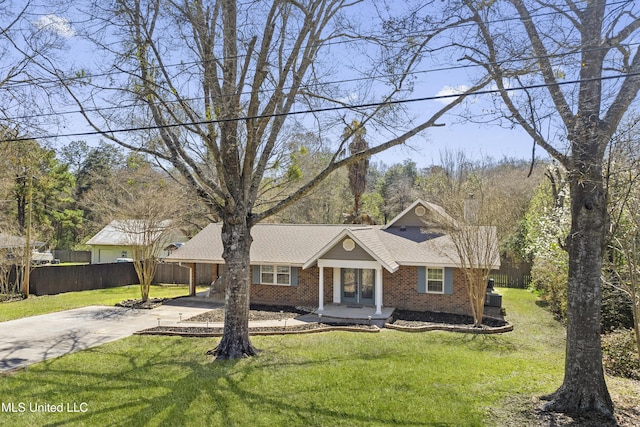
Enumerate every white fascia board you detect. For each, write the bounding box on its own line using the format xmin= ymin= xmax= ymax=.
xmin=303 ymin=229 xmax=397 ymax=272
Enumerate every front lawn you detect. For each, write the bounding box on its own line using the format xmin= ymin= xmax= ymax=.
xmin=0 ymin=285 xmax=207 ymax=322
xmin=0 ymin=288 xmax=577 ymax=426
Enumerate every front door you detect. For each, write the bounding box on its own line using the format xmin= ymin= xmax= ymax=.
xmin=341 ymin=268 xmax=375 ymax=305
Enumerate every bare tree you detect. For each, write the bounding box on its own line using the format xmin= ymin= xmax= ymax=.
xmin=448 ymin=207 xmax=501 ymax=327
xmin=90 ymin=160 xmax=186 ymax=301
xmin=458 ymin=0 xmax=640 ymax=418
xmin=606 ymin=118 xmax=640 ymax=368
xmin=54 ymin=0 xmax=491 ymax=359
xmin=0 ymin=1 xmax=72 ymax=134
xmin=0 ymin=227 xmax=26 ymax=298
xmin=115 ymin=218 xmax=174 ymax=302
xmin=436 ymin=157 xmax=501 ymax=327
xmin=609 ymin=196 xmax=640 ymax=367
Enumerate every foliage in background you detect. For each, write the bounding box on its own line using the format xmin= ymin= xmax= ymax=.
xmin=523 ymin=167 xmax=570 ymax=321
xmin=0 ymin=137 xmax=82 ymax=250
xmin=602 ymin=329 xmax=640 ymax=381
xmin=603 ymin=115 xmax=640 ymax=369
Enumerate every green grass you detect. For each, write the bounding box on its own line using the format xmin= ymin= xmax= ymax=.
xmin=0 ymin=285 xmax=207 ymax=322
xmin=0 ymin=288 xmax=571 ymax=426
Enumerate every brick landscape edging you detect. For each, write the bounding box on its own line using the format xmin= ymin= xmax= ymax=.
xmin=135 ymin=325 xmax=381 ymax=337
xmin=135 ymin=322 xmax=514 ymax=337
xmin=384 ymin=323 xmax=513 ymax=334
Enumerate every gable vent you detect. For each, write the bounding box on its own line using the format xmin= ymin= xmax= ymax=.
xmin=415 ymin=206 xmax=426 ymax=217
xmin=342 ymin=238 xmax=355 ymax=251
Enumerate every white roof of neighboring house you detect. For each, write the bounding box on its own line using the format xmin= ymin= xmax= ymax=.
xmin=166 ymin=200 xmax=501 ymax=270
xmin=0 ymin=233 xmax=27 ymax=249
xmin=0 ymin=233 xmax=45 ymax=249
xmin=86 ymin=220 xmax=173 ymax=246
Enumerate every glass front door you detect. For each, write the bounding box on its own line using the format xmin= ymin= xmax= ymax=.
xmin=341 ymin=268 xmax=375 ymax=305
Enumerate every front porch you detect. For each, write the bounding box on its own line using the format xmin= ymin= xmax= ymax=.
xmin=310 ymin=304 xmax=395 ymax=327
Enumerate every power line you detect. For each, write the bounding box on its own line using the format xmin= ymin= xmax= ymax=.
xmin=3 ymin=36 xmax=640 ymax=125
xmin=2 ymin=70 xmax=638 ymax=144
xmin=0 ymin=0 xmax=634 ymax=93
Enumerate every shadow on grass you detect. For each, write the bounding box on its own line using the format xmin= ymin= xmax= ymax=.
xmin=22 ymin=337 xmax=458 ymax=427
xmin=438 ymin=331 xmax=519 ymax=353
xmin=535 ymin=299 xmax=550 ymax=309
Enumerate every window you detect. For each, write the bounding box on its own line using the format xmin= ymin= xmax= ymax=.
xmin=260 ymin=265 xmax=274 ymax=283
xmin=427 ymin=268 xmax=444 ymax=293
xmin=276 ymin=265 xmax=291 ymax=285
xmin=260 ymin=265 xmax=291 ymax=285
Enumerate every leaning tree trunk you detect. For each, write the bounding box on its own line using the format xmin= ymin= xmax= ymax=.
xmin=211 ymin=214 xmax=258 ymax=359
xmin=543 ymin=145 xmax=614 ymax=417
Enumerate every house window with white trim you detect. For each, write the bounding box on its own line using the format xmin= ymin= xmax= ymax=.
xmin=427 ymin=268 xmax=444 ymax=293
xmin=260 ymin=265 xmax=291 ymax=285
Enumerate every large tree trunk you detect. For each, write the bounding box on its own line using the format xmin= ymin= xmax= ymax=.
xmin=211 ymin=214 xmax=258 ymax=359
xmin=543 ymin=144 xmax=614 ymax=418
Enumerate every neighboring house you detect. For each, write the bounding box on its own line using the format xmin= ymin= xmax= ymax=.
xmin=0 ymin=234 xmax=48 ymax=263
xmin=86 ymin=220 xmax=188 ymax=264
xmin=0 ymin=233 xmax=28 ymax=251
xmin=165 ymin=200 xmax=500 ymax=316
xmin=0 ymin=234 xmax=46 ymax=250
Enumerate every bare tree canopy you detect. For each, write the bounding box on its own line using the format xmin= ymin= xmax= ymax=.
xmin=0 ymin=1 xmax=72 ymax=134
xmin=451 ymin=0 xmax=640 ymax=419
xmin=48 ymin=0 xmax=491 ymax=359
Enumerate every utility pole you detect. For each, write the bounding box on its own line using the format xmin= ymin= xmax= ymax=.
xmin=23 ymin=174 xmax=32 ymax=297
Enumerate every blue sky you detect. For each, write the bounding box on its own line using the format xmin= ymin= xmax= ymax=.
xmin=371 ymin=116 xmax=543 ymax=168
xmin=28 ymin=4 xmax=549 ymax=169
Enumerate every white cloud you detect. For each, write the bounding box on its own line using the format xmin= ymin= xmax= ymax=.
xmin=338 ymin=92 xmax=359 ymax=104
xmin=434 ymin=85 xmax=470 ymax=104
xmin=33 ymin=14 xmax=76 ymax=38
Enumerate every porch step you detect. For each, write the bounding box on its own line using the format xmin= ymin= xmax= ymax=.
xmin=297 ymin=313 xmax=391 ymax=327
xmin=297 ymin=305 xmax=396 ymax=327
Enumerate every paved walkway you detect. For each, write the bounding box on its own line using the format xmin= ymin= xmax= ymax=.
xmin=0 ymin=297 xmax=304 ymax=373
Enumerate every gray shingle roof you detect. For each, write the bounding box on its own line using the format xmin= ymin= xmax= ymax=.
xmin=165 ymin=200 xmax=500 ymax=270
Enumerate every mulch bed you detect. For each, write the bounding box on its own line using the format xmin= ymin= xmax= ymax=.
xmin=116 ymin=298 xmax=169 ymax=309
xmin=184 ymin=304 xmax=310 ymax=323
xmin=387 ymin=309 xmax=513 ymax=333
xmin=0 ymin=294 xmax=25 ymax=303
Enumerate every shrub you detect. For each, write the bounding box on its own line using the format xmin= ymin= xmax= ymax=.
xmin=529 ymin=256 xmax=567 ymax=322
xmin=601 ymin=284 xmax=634 ymax=332
xmin=602 ymin=329 xmax=640 ymax=380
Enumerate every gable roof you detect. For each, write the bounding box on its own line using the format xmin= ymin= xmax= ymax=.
xmin=383 ymin=199 xmax=456 ymax=230
xmin=302 ymin=227 xmax=399 ymax=272
xmin=86 ymin=220 xmax=173 ymax=246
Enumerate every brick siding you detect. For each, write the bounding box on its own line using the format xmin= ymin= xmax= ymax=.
xmin=249 ymin=264 xmax=472 ymax=316
xmin=250 ymin=266 xmax=333 ymax=307
xmin=382 ymin=266 xmax=472 ymax=315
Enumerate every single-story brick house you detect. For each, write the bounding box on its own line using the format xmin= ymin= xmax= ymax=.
xmin=165 ymin=200 xmax=500 ymax=316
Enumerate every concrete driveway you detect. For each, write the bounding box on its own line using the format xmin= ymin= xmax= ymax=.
xmin=0 ymin=298 xmax=219 ymax=373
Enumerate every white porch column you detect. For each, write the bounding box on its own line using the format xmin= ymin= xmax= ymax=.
xmin=375 ymin=266 xmax=383 ymax=314
xmin=318 ymin=266 xmax=324 ymax=311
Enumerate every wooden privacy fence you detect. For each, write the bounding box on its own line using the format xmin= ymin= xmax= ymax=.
xmin=489 ymin=260 xmax=532 ymax=289
xmin=26 ymin=262 xmax=213 ymax=296
xmin=489 ymin=272 xmax=531 ymax=289
xmin=29 ymin=263 xmax=140 ymax=296
xmin=53 ymin=250 xmax=91 ymax=263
